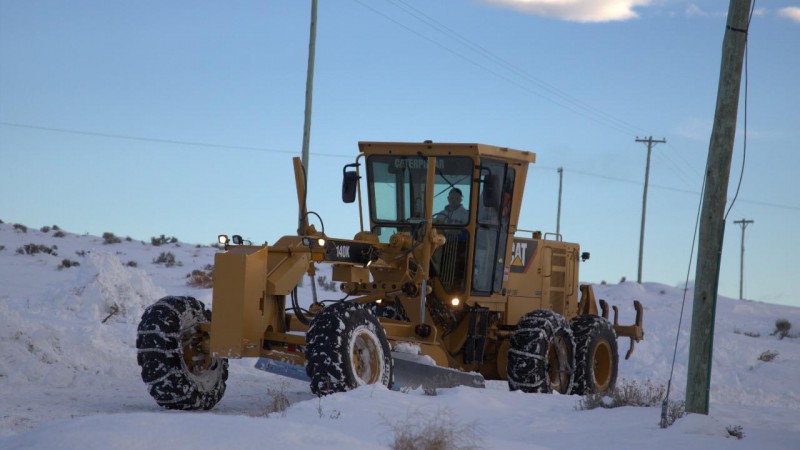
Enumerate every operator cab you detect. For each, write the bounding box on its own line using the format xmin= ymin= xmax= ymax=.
xmin=345 ymin=142 xmax=535 ymax=302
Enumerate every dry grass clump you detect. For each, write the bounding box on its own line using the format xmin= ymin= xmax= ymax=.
xmin=384 ymin=408 xmax=483 ymax=450
xmin=576 ymin=379 xmax=686 ymax=429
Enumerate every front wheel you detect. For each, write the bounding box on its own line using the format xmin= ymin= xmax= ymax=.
xmin=571 ymin=315 xmax=618 ymax=395
xmin=136 ymin=296 xmax=228 ymax=410
xmin=305 ymin=302 xmax=393 ymax=396
xmin=507 ymin=310 xmax=575 ymax=394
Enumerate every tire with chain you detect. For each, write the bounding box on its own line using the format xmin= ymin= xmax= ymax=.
xmin=305 ymin=302 xmax=393 ymax=396
xmin=507 ymin=310 xmax=575 ymax=394
xmin=136 ymin=296 xmax=228 ymax=410
xmin=571 ymin=315 xmax=618 ymax=395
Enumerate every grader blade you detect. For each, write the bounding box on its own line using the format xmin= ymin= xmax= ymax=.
xmin=255 ymin=357 xmax=310 ymax=382
xmin=391 ymin=351 xmax=486 ymax=391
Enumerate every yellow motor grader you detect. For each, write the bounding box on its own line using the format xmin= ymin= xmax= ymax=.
xmin=136 ymin=141 xmax=643 ymax=410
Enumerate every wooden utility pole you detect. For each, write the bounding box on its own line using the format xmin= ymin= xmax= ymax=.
xmin=635 ymin=136 xmax=666 ymax=284
xmin=556 ymin=167 xmax=563 ymax=237
xmin=686 ymin=0 xmax=752 ymax=415
xmin=301 ymin=0 xmax=318 ymax=173
xmin=733 ymin=219 xmax=754 ymax=300
xmin=298 ymin=0 xmax=318 ymax=240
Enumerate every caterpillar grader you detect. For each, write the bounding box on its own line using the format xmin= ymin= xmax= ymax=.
xmin=136 ymin=141 xmax=644 ymax=410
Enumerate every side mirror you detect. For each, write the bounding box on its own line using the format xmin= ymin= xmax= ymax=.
xmin=482 ymin=174 xmax=500 ymax=208
xmin=342 ymin=164 xmax=359 ymax=203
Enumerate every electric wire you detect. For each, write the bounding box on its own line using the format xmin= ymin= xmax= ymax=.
xmin=661 ymin=168 xmax=706 ymax=427
xmin=724 ymin=1 xmax=756 ymax=221
xmin=383 ymin=0 xmax=646 ymax=136
xmin=0 ymin=121 xmax=353 ymax=159
xmin=362 ymin=0 xmax=710 ymax=192
xmin=4 ymin=119 xmax=798 ymax=212
xmin=350 ymin=0 xmax=641 ymax=137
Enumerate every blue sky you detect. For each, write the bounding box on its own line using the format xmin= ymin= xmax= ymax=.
xmin=1 ymin=0 xmax=798 ymax=306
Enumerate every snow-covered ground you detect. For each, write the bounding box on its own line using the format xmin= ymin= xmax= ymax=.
xmin=0 ymin=221 xmax=798 ymax=449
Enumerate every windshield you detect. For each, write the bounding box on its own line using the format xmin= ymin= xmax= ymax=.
xmin=367 ymin=155 xmax=473 ymax=225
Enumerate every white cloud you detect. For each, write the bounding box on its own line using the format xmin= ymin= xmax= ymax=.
xmin=476 ymin=0 xmax=651 ymax=23
xmin=778 ymin=6 xmax=800 ymax=22
xmin=684 ymin=3 xmax=728 ymax=19
xmin=685 ymin=4 xmax=707 ymax=17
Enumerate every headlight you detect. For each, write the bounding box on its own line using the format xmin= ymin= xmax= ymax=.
xmin=218 ymin=235 xmax=229 ymax=245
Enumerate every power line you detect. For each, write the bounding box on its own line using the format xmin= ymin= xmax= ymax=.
xmin=0 ymin=121 xmax=352 ymax=159
xmin=383 ymin=0 xmax=646 ymax=136
xmin=5 ymin=120 xmax=798 ymax=213
xmin=350 ymin=0 xmax=645 ymax=137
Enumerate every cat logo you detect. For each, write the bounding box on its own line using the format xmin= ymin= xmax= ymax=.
xmin=510 ymin=239 xmax=538 ymax=274
xmin=336 ymin=244 xmax=350 ymax=259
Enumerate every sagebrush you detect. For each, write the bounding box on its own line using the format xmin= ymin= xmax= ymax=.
xmin=772 ymin=318 xmax=792 ymax=339
xmin=151 ymin=234 xmax=179 ymax=246
xmin=153 ymin=251 xmax=180 ymax=267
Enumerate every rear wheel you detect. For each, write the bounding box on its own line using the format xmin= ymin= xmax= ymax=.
xmin=305 ymin=302 xmax=393 ymax=396
xmin=507 ymin=310 xmax=574 ymax=394
xmin=136 ymin=296 xmax=228 ymax=410
xmin=571 ymin=315 xmax=618 ymax=395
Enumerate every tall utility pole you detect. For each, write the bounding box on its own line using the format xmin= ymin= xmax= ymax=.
xmin=635 ymin=136 xmax=667 ymax=284
xmin=686 ymin=0 xmax=752 ymax=415
xmin=733 ymin=219 xmax=754 ymax=300
xmin=301 ymin=0 xmax=318 ymax=173
xmin=556 ymin=167 xmax=563 ymax=237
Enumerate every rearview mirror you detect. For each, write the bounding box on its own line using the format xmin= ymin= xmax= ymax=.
xmin=342 ymin=164 xmax=359 ymax=203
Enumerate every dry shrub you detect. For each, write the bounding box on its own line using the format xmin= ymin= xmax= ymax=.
xmin=578 ymin=379 xmax=665 ymax=410
xmin=40 ymin=226 xmax=51 ymax=233
xmin=316 ymin=275 xmax=338 ymax=292
xmin=187 ymin=264 xmax=214 ymax=288
xmin=578 ymin=379 xmax=686 ymax=429
xmin=384 ymin=408 xmax=483 ymax=450
xmin=758 ymin=350 xmax=778 ymax=362
xmin=772 ymin=319 xmax=792 ymax=339
xmin=126 ymin=260 xmax=138 ymax=268
xmin=151 ymin=234 xmax=179 ymax=246
xmin=16 ymin=244 xmax=58 ymax=256
xmin=726 ymin=425 xmax=745 ymax=439
xmin=102 ymin=232 xmax=121 ymax=244
xmin=13 ymin=223 xmax=27 ymax=233
xmin=267 ymin=386 xmax=290 ymax=416
xmin=53 ymin=230 xmax=66 ymax=238
xmin=153 ymin=251 xmax=180 ymax=267
xmin=58 ymin=259 xmax=80 ymax=270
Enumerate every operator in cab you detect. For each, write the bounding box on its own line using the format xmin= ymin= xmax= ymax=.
xmin=435 ymin=188 xmax=468 ymax=225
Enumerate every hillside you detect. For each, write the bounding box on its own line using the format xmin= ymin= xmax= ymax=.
xmin=0 ymin=221 xmax=798 ymax=449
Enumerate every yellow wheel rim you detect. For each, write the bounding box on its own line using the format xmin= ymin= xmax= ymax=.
xmin=351 ymin=328 xmax=382 ymax=385
xmin=592 ymin=339 xmax=613 ymax=390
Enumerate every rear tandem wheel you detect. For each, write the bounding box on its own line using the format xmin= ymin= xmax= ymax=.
xmin=571 ymin=315 xmax=618 ymax=395
xmin=507 ymin=310 xmax=575 ymax=394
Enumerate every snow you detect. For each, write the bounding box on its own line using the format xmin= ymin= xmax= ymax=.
xmin=1 ymin=221 xmax=799 ymax=449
